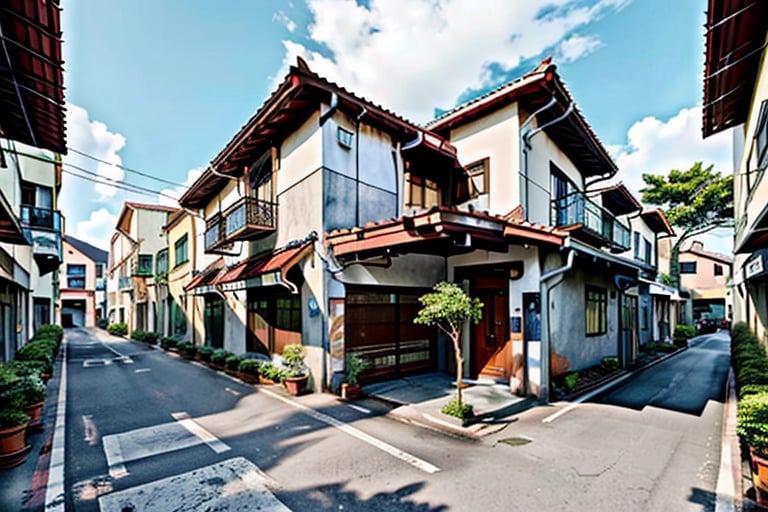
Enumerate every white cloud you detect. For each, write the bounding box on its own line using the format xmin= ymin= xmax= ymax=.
xmin=71 ymin=208 xmax=117 ymax=250
xmin=612 ymin=105 xmax=734 ymax=254
xmin=273 ymin=11 xmax=297 ymax=32
xmin=277 ymin=0 xmax=629 ymax=123
xmin=158 ymin=168 xmax=204 ymax=207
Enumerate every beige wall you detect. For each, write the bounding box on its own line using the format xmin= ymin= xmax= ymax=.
xmin=60 ymin=239 xmax=99 ymax=327
xmin=679 ymin=251 xmax=731 ymax=291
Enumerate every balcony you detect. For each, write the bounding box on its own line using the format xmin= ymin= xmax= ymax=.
xmin=552 ymin=192 xmax=631 ymax=253
xmin=20 ymin=206 xmax=62 ymax=276
xmin=118 ymin=276 xmax=132 ymax=290
xmin=205 ymin=197 xmax=276 ymax=254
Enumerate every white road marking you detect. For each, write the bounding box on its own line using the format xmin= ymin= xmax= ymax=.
xmin=542 ymin=372 xmax=635 ymax=424
xmin=45 ymin=340 xmax=68 ymax=512
xmin=83 ymin=359 xmax=110 ymax=368
xmin=224 ymin=386 xmax=241 ymax=396
xmin=171 ymin=412 xmax=231 ymax=454
xmin=346 ymin=403 xmax=371 ymax=414
xmin=82 ymin=415 xmax=99 ymax=446
xmin=261 ymin=388 xmax=440 ymax=474
xmin=101 ymin=416 xmax=230 ymax=477
xmin=134 ymin=368 xmax=151 ymax=373
xmin=101 ymin=341 xmax=134 ymax=364
xmin=98 ymin=457 xmax=291 ymax=512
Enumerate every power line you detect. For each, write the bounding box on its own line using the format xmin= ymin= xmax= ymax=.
xmin=67 ymin=146 xmax=189 ymax=188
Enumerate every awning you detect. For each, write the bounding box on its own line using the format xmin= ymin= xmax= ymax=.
xmin=184 ymin=258 xmax=226 ymax=296
xmin=735 ymin=202 xmax=768 ymax=254
xmin=0 ymin=0 xmax=67 ymax=153
xmin=0 ymin=189 xmax=30 ymax=245
xmin=640 ymin=278 xmax=682 ymax=301
xmin=216 ymin=240 xmax=314 ymax=293
xmin=690 ymin=287 xmax=729 ymax=300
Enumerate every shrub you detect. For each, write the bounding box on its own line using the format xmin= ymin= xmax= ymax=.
xmin=282 ymin=344 xmax=307 ymax=377
xmin=441 ymin=396 xmax=474 ymax=419
xmin=259 ymin=362 xmax=286 ymax=382
xmin=196 ymin=346 xmax=214 ymax=362
xmin=563 ymin=372 xmax=579 ymax=392
xmin=0 ymin=409 xmax=30 ymax=429
xmin=600 ymin=357 xmax=620 ymax=372
xmin=210 ymin=349 xmax=232 ymax=367
xmin=7 ymin=375 xmax=46 ymax=406
xmin=739 ymin=384 xmax=768 ymax=400
xmin=673 ymin=325 xmax=695 ymax=347
xmin=96 ymin=318 xmax=109 ymax=329
xmin=344 ymin=353 xmax=370 ymax=386
xmin=238 ymin=359 xmax=262 ymax=375
xmin=131 ymin=330 xmax=146 ymax=342
xmin=160 ymin=337 xmax=178 ymax=350
xmin=143 ymin=332 xmax=159 ymax=344
xmin=107 ymin=323 xmax=128 ymax=336
xmin=15 ymin=341 xmax=54 ymax=372
xmin=180 ymin=342 xmax=197 ymax=358
xmin=738 ymin=391 xmax=768 ymax=456
xmin=4 ymin=360 xmax=47 ymax=378
xmin=35 ymin=324 xmax=63 ymax=342
xmin=225 ymin=354 xmax=244 ymax=372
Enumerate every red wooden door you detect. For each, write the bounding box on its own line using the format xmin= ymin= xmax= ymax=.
xmin=472 ymin=277 xmax=510 ymax=379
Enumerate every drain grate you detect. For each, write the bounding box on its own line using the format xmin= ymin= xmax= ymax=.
xmin=497 ymin=436 xmax=532 ymax=447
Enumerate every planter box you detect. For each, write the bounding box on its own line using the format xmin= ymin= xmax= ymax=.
xmin=238 ymin=372 xmax=259 ymax=385
xmin=284 ymin=375 xmax=309 ymax=396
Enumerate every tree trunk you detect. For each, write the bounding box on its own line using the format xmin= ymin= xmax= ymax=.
xmin=451 ymin=333 xmax=463 ymax=406
xmin=670 ymin=238 xmax=682 ymax=290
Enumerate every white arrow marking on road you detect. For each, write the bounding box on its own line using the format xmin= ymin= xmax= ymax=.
xmin=261 ymin=388 xmax=440 ymax=474
xmin=171 ymin=411 xmax=231 ymax=454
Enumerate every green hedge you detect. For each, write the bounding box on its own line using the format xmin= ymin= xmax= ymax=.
xmin=108 ymin=323 xmax=128 ymax=336
xmin=673 ymin=324 xmax=696 ymax=347
xmin=732 ymin=322 xmax=768 ymax=457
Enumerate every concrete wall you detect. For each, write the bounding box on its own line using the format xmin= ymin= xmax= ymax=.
xmin=60 ymin=239 xmax=98 ymax=327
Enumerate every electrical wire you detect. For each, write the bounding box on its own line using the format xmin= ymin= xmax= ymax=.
xmin=67 ymin=146 xmax=189 ymax=188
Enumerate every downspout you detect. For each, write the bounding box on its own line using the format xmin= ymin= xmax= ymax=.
xmin=538 ymin=245 xmax=574 ymax=404
xmin=319 ymin=92 xmax=339 ymax=126
xmin=355 ymin=105 xmax=368 ymax=227
xmin=519 ymin=96 xmax=557 ymax=220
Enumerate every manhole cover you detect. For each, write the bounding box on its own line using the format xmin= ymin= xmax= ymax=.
xmin=497 ymin=437 xmax=532 ymax=447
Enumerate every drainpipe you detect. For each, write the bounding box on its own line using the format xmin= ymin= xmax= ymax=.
xmin=519 ymin=96 xmax=557 ymax=220
xmin=354 ymin=105 xmax=368 ymax=227
xmin=538 ymin=245 xmax=574 ymax=404
xmin=319 ymin=93 xmax=339 ymax=126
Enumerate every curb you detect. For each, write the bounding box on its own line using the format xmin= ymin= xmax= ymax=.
xmin=715 ymin=368 xmax=740 ymax=512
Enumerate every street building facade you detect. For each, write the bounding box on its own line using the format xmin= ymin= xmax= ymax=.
xmin=59 ymin=235 xmax=108 ymax=328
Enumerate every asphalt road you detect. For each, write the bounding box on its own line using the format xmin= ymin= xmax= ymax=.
xmin=60 ymin=328 xmax=731 ymax=511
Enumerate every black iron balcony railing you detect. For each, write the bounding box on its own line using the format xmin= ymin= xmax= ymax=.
xmin=552 ymin=192 xmax=631 ymax=252
xmin=20 ymin=205 xmax=61 ymax=231
xmin=205 ymin=197 xmax=276 ymax=253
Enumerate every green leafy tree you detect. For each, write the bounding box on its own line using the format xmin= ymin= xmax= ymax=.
xmin=414 ymin=282 xmax=483 ymax=409
xmin=641 ymin=162 xmax=733 ymax=289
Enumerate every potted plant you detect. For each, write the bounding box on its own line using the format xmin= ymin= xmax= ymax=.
xmin=15 ymin=376 xmax=46 ymax=431
xmin=737 ymin=390 xmax=768 ymax=505
xmin=0 ymin=367 xmax=32 ymax=468
xmin=282 ymin=344 xmax=309 ymax=396
xmin=341 ymin=353 xmax=370 ymax=400
xmin=238 ymin=359 xmax=261 ymax=385
xmin=210 ymin=349 xmax=232 ymax=371
xmin=224 ymin=354 xmax=244 ymax=376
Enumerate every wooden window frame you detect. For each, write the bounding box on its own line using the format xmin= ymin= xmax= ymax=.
xmin=404 ymin=172 xmax=441 ymax=209
xmin=466 ymin=157 xmax=489 ymax=196
xmin=174 ymin=234 xmax=189 ymax=267
xmin=680 ymin=261 xmax=697 ymax=274
xmin=585 ymin=285 xmax=607 ymax=336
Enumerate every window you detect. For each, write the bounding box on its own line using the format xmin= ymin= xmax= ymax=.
xmin=747 ymin=100 xmax=768 ymax=194
xmin=644 ymin=238 xmax=652 ymax=265
xmin=680 ymin=262 xmax=697 ymax=274
xmin=550 ymin=164 xmax=578 ymax=225
xmin=337 ymin=127 xmax=353 ymax=149
xmin=633 ymin=232 xmax=641 ymax=260
xmin=95 ymin=264 xmax=104 ymax=279
xmin=466 ymin=158 xmax=489 ymax=195
xmin=585 ymin=286 xmax=607 ymax=336
xmin=67 ymin=277 xmax=85 ymax=289
xmin=67 ymin=264 xmax=85 ymax=277
xmin=156 ymin=249 xmax=168 ymax=275
xmin=405 ymin=172 xmax=440 ymax=209
xmin=714 ymin=263 xmax=724 ymax=276
xmin=276 ymin=296 xmax=301 ymax=332
xmin=137 ymin=255 xmax=153 ymax=275
xmin=174 ymin=234 xmax=189 ymax=266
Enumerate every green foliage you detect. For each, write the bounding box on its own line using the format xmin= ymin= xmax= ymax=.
xmin=96 ymin=318 xmax=109 ymax=329
xmin=600 ymin=357 xmax=620 ymax=372
xmin=210 ymin=349 xmax=233 ymax=367
xmin=441 ymin=396 xmax=474 ymax=420
xmin=739 ymin=384 xmax=768 ymax=400
xmin=642 ymin=341 xmax=677 ymax=354
xmin=563 ymin=372 xmax=579 ymax=392
xmin=4 ymin=360 xmax=48 ymax=378
xmin=143 ymin=332 xmax=159 ymax=344
xmin=259 ymin=362 xmax=286 ymax=382
xmin=344 ymin=353 xmax=370 ymax=386
xmin=282 ymin=344 xmax=307 ymax=377
xmin=107 ymin=323 xmax=128 ymax=336
xmin=225 ymin=354 xmax=244 ymax=371
xmin=35 ymin=324 xmax=63 ymax=342
xmin=414 ymin=282 xmax=483 ymax=333
xmin=238 ymin=359 xmax=262 ymax=375
xmin=15 ymin=341 xmax=55 ymax=372
xmin=738 ymin=391 xmax=768 ymax=456
xmin=0 ymin=409 xmax=30 ymax=429
xmin=673 ymin=325 xmax=695 ymax=347
xmin=7 ymin=376 xmax=46 ymax=405
xmin=640 ymin=162 xmax=733 ymax=289
xmin=658 ymin=274 xmax=673 ymax=287
xmin=196 ymin=346 xmax=214 ymax=362
xmin=177 ymin=342 xmax=197 ymax=358
xmin=160 ymin=337 xmax=178 ymax=350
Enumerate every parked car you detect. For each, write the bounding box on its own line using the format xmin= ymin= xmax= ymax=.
xmin=695 ymin=317 xmax=719 ymax=334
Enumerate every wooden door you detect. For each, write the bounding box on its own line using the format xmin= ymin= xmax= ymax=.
xmin=472 ymin=277 xmax=510 ymax=379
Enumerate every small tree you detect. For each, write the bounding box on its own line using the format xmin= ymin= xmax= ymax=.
xmin=414 ymin=282 xmax=483 ymax=411
xmin=641 ymin=162 xmax=733 ymax=289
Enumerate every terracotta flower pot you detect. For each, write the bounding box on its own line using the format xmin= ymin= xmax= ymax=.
xmin=750 ymin=448 xmax=768 ymax=506
xmin=23 ymin=401 xmax=45 ymax=432
xmin=238 ymin=372 xmax=259 ymax=385
xmin=0 ymin=423 xmax=31 ymax=469
xmin=284 ymin=375 xmax=309 ymax=396
xmin=341 ymin=383 xmax=362 ymax=400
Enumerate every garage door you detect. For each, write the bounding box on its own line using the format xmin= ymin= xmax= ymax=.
xmin=345 ymin=289 xmax=436 ymax=383
xmin=62 ymin=303 xmax=86 ymax=328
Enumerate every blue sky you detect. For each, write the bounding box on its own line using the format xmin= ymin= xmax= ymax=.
xmin=59 ymin=0 xmax=732 ymax=252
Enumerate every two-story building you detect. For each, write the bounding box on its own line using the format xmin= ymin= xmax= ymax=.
xmin=679 ymin=241 xmax=733 ymax=328
xmin=107 ymin=202 xmax=176 ymax=334
xmin=60 ymin=235 xmax=108 ymax=327
xmin=178 ymin=58 xmax=672 ymax=401
xmin=703 ymin=0 xmax=768 ymax=342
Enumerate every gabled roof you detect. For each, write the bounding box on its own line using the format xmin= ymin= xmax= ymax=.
xmin=682 ymin=244 xmax=733 ymax=265
xmin=596 ymin=183 xmax=642 ymax=216
xmin=0 ymin=0 xmax=67 ymax=154
xmin=702 ymin=0 xmax=768 ymax=137
xmin=427 ymin=59 xmax=617 ymax=179
xmin=115 ymin=202 xmax=176 ymax=235
xmin=180 ymin=59 xmax=461 ymax=209
xmin=639 ymin=209 xmax=675 ymax=236
xmin=64 ymin=235 xmax=108 ymax=263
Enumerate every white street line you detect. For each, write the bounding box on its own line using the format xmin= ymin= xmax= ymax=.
xmin=102 ymin=435 xmax=129 ymax=479
xmin=45 ymin=340 xmax=68 ymax=512
xmin=98 ymin=457 xmax=291 ymax=512
xmin=261 ymin=388 xmax=440 ymax=474
xmin=346 ymin=403 xmax=371 ymax=414
xmin=225 ymin=386 xmax=241 ymax=396
xmin=100 ymin=340 xmax=134 ymax=364
xmin=171 ymin=412 xmax=231 ymax=454
xmin=134 ymin=368 xmax=151 ymax=374
xmin=542 ymin=372 xmax=635 ymax=424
